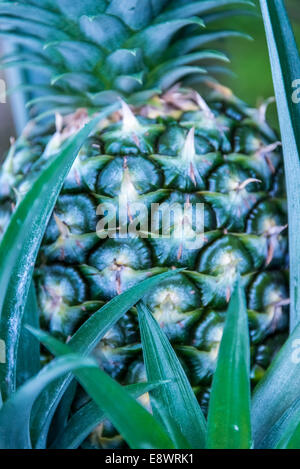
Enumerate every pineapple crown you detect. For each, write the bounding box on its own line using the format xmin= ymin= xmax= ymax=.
xmin=0 ymin=0 xmax=254 ymax=117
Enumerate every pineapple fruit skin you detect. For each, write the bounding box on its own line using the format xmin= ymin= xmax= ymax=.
xmin=0 ymin=0 xmax=289 ymax=449
xmin=0 ymin=93 xmax=288 ymax=432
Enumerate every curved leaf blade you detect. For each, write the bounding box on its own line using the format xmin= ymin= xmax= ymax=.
xmin=259 ymin=0 xmax=300 ymax=331
xmin=252 ymin=321 xmax=300 ymax=447
xmin=137 ymin=301 xmax=206 ymax=449
xmin=0 ymin=354 xmax=96 ymax=449
xmin=29 ymin=328 xmax=175 ymax=450
xmin=275 ymin=400 xmax=300 ymax=449
xmin=257 ymin=397 xmax=300 ymax=449
xmin=206 ymin=277 xmax=251 ymax=449
xmin=16 ymin=282 xmax=40 ymax=388
xmin=158 ymin=0 xmax=255 ymax=22
xmin=51 ymin=382 xmax=164 ymax=449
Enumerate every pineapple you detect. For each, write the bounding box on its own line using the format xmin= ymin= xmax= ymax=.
xmin=0 ymin=0 xmax=289 ymax=447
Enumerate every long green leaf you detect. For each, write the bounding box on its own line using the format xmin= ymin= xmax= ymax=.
xmin=158 ymin=0 xmax=255 ymax=22
xmin=277 ymin=429 xmax=300 ymax=449
xmin=0 ymin=104 xmax=119 ymax=401
xmin=257 ymin=397 xmax=300 ymax=449
xmin=16 ymin=282 xmax=40 ymax=388
xmin=51 ymin=382 xmax=164 ymax=449
xmin=0 ymin=354 xmax=96 ymax=449
xmin=252 ymin=321 xmax=300 ymax=447
xmin=206 ymin=277 xmax=251 ymax=449
xmin=259 ymin=0 xmax=300 ymax=331
xmin=137 ymin=301 xmax=206 ymax=449
xmin=31 ymin=268 xmax=181 ymax=448
xmin=275 ymin=400 xmax=300 ymax=449
xmin=47 ymin=380 xmax=77 ymax=447
xmin=29 ymin=327 xmax=175 ymax=450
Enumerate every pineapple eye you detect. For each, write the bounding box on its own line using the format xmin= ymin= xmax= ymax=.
xmin=211 ymin=325 xmax=224 ymax=344
xmin=209 ymin=163 xmax=258 ymax=194
xmin=247 ymin=200 xmax=286 ymax=236
xmin=248 ymin=271 xmax=288 ymax=318
xmin=92 ymin=312 xmax=138 ymax=380
xmin=114 ymin=253 xmax=130 ymax=266
xmin=180 ymin=110 xmax=232 ymax=153
xmin=262 ymin=218 xmax=277 ymax=232
xmin=198 ymin=235 xmax=252 ymax=276
xmin=155 ymin=289 xmax=181 ymax=307
xmin=101 ymin=109 xmax=162 ymax=155
xmin=85 ymin=237 xmax=152 ymax=299
xmin=219 ymin=251 xmax=238 ymax=267
xmin=126 ymin=360 xmax=147 ymax=385
xmin=267 ymin=289 xmax=284 ymax=306
xmin=144 ymin=274 xmax=201 ymax=316
xmin=227 ymin=177 xmax=240 ymax=191
xmin=37 ymin=265 xmax=86 ymax=335
xmin=96 ymin=156 xmax=161 ymax=197
xmin=142 ymin=274 xmax=202 ymax=343
xmin=44 ymin=194 xmax=97 ymax=244
xmin=89 ymin=237 xmax=151 ymax=272
xmin=234 ymin=126 xmax=266 ymax=154
xmin=191 ymin=312 xmax=225 ymax=350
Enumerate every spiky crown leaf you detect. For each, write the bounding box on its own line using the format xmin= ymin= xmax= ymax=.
xmin=0 ymin=0 xmax=254 ymax=115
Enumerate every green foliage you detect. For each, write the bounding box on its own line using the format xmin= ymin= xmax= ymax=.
xmin=259 ymin=0 xmax=300 ymax=331
xmin=51 ymin=382 xmax=164 ymax=449
xmin=16 ymin=282 xmax=40 ymax=387
xmin=28 ymin=328 xmax=175 ymax=450
xmin=137 ymin=301 xmax=206 ymax=449
xmin=206 ymin=277 xmax=251 ymax=449
xmin=0 ymin=0 xmax=254 ymax=116
xmin=251 ymin=320 xmax=300 ymax=446
xmin=0 ymin=354 xmax=97 ymax=449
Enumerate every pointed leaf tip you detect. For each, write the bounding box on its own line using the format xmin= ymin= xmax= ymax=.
xmin=206 ymin=277 xmax=251 ymax=449
xmin=137 ymin=301 xmax=207 ymax=449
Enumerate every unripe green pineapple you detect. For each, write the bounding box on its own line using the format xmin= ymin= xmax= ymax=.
xmin=0 ymin=0 xmax=289 ymax=448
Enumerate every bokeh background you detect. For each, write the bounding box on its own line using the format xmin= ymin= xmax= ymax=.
xmin=0 ymin=0 xmax=299 ymax=158
xmin=219 ymin=0 xmax=300 ymax=128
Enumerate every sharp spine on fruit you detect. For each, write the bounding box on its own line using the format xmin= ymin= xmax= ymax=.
xmin=194 ymin=92 xmax=214 ymax=119
xmin=269 ymin=298 xmax=290 ymax=332
xmin=121 ymin=100 xmax=141 ymax=134
xmin=257 ymin=141 xmax=282 ymax=174
xmin=181 ymin=127 xmax=200 ymax=186
xmin=2 ymin=138 xmax=15 ymax=175
xmin=236 ymin=178 xmax=261 ymax=192
xmin=226 ymin=285 xmax=231 ymax=303
xmin=257 ymin=141 xmax=282 ymax=157
xmin=257 ymin=97 xmax=276 ymax=123
xmin=54 ymin=213 xmax=70 ymax=238
xmin=265 ymin=224 xmax=288 ymax=265
xmin=182 ymin=128 xmax=196 ymax=163
xmin=119 ymin=168 xmax=139 ymax=203
xmin=55 ymin=112 xmax=63 ymax=133
xmin=205 ymin=81 xmax=234 ymax=100
xmin=264 ymin=224 xmax=288 ymax=238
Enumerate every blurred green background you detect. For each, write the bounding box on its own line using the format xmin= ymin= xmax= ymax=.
xmin=0 ymin=0 xmax=299 ymax=156
xmin=217 ymin=0 xmax=300 ymax=129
